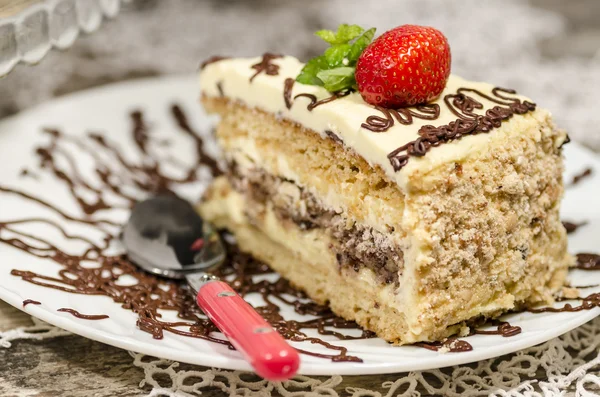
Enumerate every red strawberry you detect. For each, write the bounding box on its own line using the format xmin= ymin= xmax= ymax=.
xmin=355 ymin=25 xmax=451 ymax=108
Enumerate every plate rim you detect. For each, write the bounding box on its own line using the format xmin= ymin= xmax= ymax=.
xmin=0 ymin=74 xmax=599 ymax=376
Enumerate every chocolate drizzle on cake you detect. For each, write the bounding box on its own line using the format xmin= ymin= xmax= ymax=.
xmin=325 ymin=130 xmax=343 ymax=144
xmin=199 ymin=56 xmax=230 ymax=70
xmin=250 ymin=53 xmax=283 ymax=82
xmin=283 ymin=78 xmax=295 ymax=109
xmin=362 ymin=104 xmax=440 ymax=132
xmin=385 ymin=87 xmax=536 ymax=171
xmin=294 ymin=90 xmax=351 ymax=111
xmin=57 ymin=308 xmax=109 ymax=320
xmin=22 ymin=299 xmax=41 ymax=307
xmin=216 ymin=81 xmax=225 ymax=97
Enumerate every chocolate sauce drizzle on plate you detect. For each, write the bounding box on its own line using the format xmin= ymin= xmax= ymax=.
xmin=0 ymin=104 xmax=368 ymax=363
xmin=22 ymin=299 xmax=41 ymax=307
xmin=563 ymin=221 xmax=587 ymax=234
xmin=571 ymin=167 xmax=593 ymax=186
xmin=57 ymin=308 xmax=109 ymax=320
xmin=528 ymin=293 xmax=600 ymax=314
xmin=473 ymin=320 xmax=522 ymax=337
xmin=2 ymin=102 xmax=598 ymax=363
xmin=575 ymin=253 xmax=600 ymax=271
xmin=19 ymin=168 xmax=39 ymax=180
xmin=415 ymin=337 xmax=473 ymax=353
xmin=385 ymin=87 xmax=536 ymax=171
xmin=415 ymin=319 xmax=521 ymax=352
xmin=524 ymin=254 xmax=600 ymax=313
xmin=250 ymin=53 xmax=282 ymax=82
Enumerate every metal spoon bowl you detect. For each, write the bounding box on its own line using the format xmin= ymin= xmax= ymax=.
xmin=121 ymin=194 xmax=300 ymax=380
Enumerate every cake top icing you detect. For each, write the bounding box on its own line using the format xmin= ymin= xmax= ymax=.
xmin=199 ymin=55 xmax=555 ymax=189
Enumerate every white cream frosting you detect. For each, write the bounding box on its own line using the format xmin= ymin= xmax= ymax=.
xmin=199 ymin=55 xmax=551 ymax=189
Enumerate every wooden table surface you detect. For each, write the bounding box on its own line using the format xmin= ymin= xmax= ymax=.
xmin=0 ymin=302 xmax=472 ymax=396
xmin=3 ymin=302 xmax=600 ymax=396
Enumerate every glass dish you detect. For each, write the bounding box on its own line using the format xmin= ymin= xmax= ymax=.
xmin=0 ymin=0 xmax=123 ymax=77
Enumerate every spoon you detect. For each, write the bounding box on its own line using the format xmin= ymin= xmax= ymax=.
xmin=121 ymin=194 xmax=300 ymax=381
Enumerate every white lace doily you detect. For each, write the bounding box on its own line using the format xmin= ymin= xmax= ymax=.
xmin=2 ymin=316 xmax=600 ymax=396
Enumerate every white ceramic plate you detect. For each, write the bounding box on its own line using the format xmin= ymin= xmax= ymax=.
xmin=0 ymin=75 xmax=599 ymax=376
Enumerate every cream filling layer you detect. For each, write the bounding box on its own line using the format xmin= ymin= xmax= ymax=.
xmin=202 ymin=177 xmax=400 ymax=307
xmin=199 ymin=56 xmax=564 ymax=190
xmin=225 ymin=138 xmax=402 ymax=239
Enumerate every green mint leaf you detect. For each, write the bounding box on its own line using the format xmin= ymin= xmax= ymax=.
xmin=317 ymin=67 xmax=356 ymax=92
xmin=316 ymin=24 xmax=364 ymax=45
xmin=348 ymin=28 xmax=376 ymax=61
xmin=296 ymin=55 xmax=328 ymax=86
xmin=297 ymin=23 xmax=375 ymax=92
xmin=324 ymin=44 xmax=352 ymax=68
xmin=314 ymin=29 xmax=337 ymax=44
xmin=334 ymin=24 xmax=364 ymax=43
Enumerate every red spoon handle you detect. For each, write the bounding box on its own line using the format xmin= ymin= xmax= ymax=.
xmin=197 ymin=280 xmax=300 ymax=381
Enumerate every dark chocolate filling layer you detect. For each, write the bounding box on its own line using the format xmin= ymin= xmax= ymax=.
xmin=227 ymin=162 xmax=403 ymax=285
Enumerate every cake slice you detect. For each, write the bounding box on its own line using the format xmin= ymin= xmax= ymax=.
xmin=197 ymin=26 xmax=571 ymax=344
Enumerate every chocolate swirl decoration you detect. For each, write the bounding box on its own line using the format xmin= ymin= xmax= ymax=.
xmin=362 ymin=104 xmax=441 ymax=132
xmin=283 ymin=78 xmax=295 ymax=110
xmin=250 ymin=53 xmax=283 ymax=82
xmin=387 ymin=87 xmax=536 ymax=171
xmin=294 ymin=90 xmax=351 ymax=111
xmin=445 ymin=87 xmax=536 ymax=120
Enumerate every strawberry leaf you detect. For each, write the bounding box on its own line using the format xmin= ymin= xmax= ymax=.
xmin=297 ymin=23 xmax=376 ymax=92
